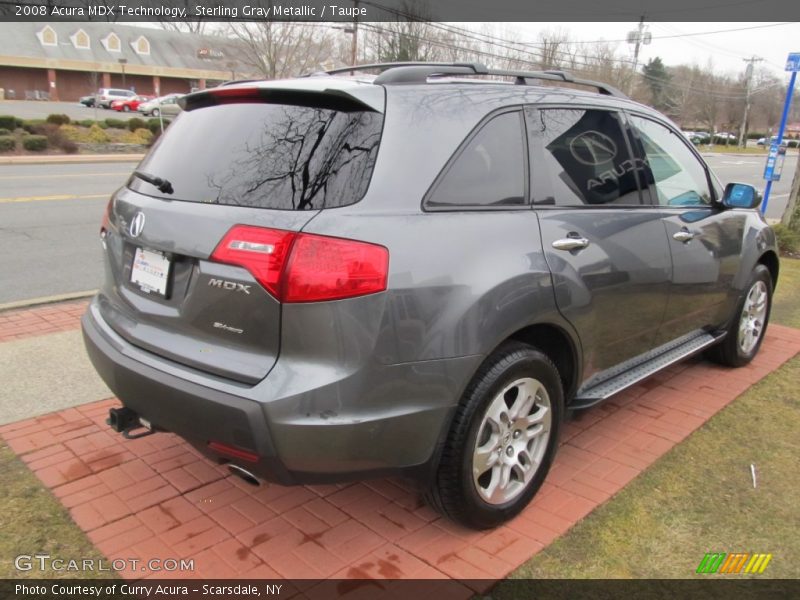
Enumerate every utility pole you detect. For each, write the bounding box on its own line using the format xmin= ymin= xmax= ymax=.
xmin=626 ymin=16 xmax=651 ymax=96
xmin=738 ymin=56 xmax=763 ymax=148
xmin=350 ymin=1 xmax=359 ymax=66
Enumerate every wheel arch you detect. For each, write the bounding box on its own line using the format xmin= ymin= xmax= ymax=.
xmin=422 ymin=320 xmax=582 ymax=486
xmin=506 ymin=322 xmax=581 ymax=401
xmin=757 ymin=250 xmax=779 ymax=292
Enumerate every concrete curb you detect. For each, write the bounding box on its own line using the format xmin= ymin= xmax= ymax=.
xmin=0 ymin=290 xmax=96 ymax=312
xmin=0 ymin=154 xmax=143 ymax=165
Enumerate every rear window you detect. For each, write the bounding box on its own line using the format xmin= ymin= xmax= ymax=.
xmin=130 ymin=103 xmax=383 ymax=210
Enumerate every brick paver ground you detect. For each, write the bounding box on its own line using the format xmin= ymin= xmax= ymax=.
xmin=2 ymin=300 xmax=800 ymax=590
xmin=0 ymin=299 xmax=88 ymax=343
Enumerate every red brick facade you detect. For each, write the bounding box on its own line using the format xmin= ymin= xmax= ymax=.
xmin=0 ymin=65 xmax=209 ymax=101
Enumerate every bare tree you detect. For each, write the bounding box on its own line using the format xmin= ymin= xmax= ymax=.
xmin=536 ymin=28 xmax=573 ymax=70
xmin=359 ymin=0 xmax=452 ymax=64
xmin=751 ymin=70 xmax=786 ymax=134
xmin=158 ymin=0 xmax=209 ymax=36
xmin=160 ymin=21 xmax=209 ymax=36
xmin=226 ymin=22 xmax=335 ymax=79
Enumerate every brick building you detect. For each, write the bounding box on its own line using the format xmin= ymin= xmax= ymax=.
xmin=0 ymin=22 xmax=240 ymax=101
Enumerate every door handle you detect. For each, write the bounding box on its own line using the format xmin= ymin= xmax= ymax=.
xmin=672 ymin=229 xmax=697 ymax=243
xmin=552 ymin=237 xmax=590 ymax=251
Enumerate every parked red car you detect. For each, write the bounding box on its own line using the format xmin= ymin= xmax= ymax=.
xmin=110 ymin=95 xmax=153 ymax=112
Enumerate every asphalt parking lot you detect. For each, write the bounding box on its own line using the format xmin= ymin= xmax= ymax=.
xmin=0 ymin=99 xmax=147 ymax=121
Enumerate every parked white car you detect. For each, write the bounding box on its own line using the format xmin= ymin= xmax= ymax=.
xmin=96 ymin=88 xmax=136 ymax=109
xmin=138 ymin=93 xmax=184 ymax=117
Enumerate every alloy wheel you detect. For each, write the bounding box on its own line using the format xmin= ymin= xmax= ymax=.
xmin=738 ymin=280 xmax=768 ymax=354
xmin=472 ymin=377 xmax=552 ymax=505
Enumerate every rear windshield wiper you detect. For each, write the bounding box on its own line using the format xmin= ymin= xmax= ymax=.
xmin=132 ymin=170 xmax=174 ymax=194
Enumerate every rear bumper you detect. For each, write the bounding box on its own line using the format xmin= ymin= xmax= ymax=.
xmin=82 ymin=302 xmax=293 ymax=484
xmin=81 ymin=298 xmax=480 ymax=485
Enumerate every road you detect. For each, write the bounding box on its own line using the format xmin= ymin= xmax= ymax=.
xmin=704 ymin=153 xmax=796 ymax=219
xmin=0 ymin=100 xmax=147 ymax=121
xmin=0 ymin=155 xmax=796 ymax=305
xmin=0 ymin=161 xmax=136 ymax=304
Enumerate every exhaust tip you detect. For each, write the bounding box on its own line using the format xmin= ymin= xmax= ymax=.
xmin=228 ymin=464 xmax=260 ymax=487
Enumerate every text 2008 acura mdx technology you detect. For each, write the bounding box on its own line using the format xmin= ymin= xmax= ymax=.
xmin=82 ymin=62 xmax=778 ymax=529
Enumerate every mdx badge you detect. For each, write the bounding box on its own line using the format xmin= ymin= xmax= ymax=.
xmin=208 ymin=278 xmax=251 ymax=294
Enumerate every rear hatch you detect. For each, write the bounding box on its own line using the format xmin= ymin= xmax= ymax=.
xmin=98 ymin=82 xmax=385 ymax=384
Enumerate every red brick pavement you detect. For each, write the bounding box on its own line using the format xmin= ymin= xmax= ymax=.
xmin=0 ymin=299 xmax=89 ymax=342
xmin=2 ymin=299 xmax=800 ymax=589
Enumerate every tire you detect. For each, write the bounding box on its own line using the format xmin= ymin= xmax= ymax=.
xmin=152 ymin=108 xmax=160 ymax=117
xmin=427 ymin=341 xmax=564 ymax=529
xmin=123 ymin=105 xmax=130 ymax=112
xmin=707 ymin=264 xmax=772 ymax=367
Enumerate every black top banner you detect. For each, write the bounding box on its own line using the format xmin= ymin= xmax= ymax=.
xmin=1 ymin=0 xmax=800 ymax=22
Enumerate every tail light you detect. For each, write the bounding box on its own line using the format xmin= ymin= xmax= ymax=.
xmin=210 ymin=226 xmax=295 ymax=299
xmin=210 ymin=225 xmax=388 ymax=303
xmin=100 ymin=197 xmax=113 ymax=232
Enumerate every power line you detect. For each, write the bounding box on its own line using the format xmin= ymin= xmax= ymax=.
xmin=359 ymin=23 xmax=769 ymax=101
xmin=650 ymin=22 xmax=789 ymax=71
xmin=450 ymin=21 xmax=795 ymax=48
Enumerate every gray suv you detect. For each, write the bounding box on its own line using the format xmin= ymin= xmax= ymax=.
xmin=82 ymin=63 xmax=778 ymax=529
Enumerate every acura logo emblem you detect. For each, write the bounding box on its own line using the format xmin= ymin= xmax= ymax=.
xmin=569 ymin=130 xmax=618 ymax=166
xmin=129 ymin=212 xmax=146 ymax=238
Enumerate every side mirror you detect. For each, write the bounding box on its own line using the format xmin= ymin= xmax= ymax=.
xmin=721 ymin=182 xmax=762 ymax=210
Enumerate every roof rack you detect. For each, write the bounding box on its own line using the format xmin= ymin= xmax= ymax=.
xmin=310 ymin=62 xmax=627 ymax=99
xmin=304 ymin=62 xmax=488 ymax=79
xmin=501 ymin=69 xmax=627 ymax=99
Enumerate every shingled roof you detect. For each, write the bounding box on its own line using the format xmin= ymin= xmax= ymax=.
xmin=0 ymin=22 xmax=240 ymax=75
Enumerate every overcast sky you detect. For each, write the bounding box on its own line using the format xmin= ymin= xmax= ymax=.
xmin=494 ymin=22 xmax=799 ymax=78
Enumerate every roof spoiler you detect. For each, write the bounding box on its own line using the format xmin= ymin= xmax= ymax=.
xmin=179 ymin=84 xmax=384 ymax=114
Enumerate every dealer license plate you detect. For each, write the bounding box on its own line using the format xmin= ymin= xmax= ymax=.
xmin=131 ymin=247 xmax=170 ymax=296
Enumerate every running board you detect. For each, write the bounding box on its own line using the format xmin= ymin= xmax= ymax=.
xmin=571 ymin=331 xmax=726 ymax=409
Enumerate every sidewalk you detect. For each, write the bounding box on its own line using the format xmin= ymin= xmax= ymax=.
xmin=0 ymin=153 xmax=144 ymax=165
xmin=1 ymin=299 xmax=799 ymax=588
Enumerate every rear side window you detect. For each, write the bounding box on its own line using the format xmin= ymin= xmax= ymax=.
xmin=425 ymin=111 xmax=526 ymax=209
xmin=527 ymin=108 xmax=642 ymax=206
xmin=130 ymin=103 xmax=383 ymax=210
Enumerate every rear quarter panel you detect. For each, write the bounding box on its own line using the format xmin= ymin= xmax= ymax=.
xmin=733 ymin=210 xmax=779 ymax=292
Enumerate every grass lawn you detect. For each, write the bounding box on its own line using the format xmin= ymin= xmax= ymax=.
xmin=497 ymin=257 xmax=800 ymax=583
xmin=699 ymin=145 xmax=800 ymax=155
xmin=0 ymin=443 xmax=113 ymax=579
xmin=771 ymin=257 xmax=800 ymax=329
xmin=0 ymin=260 xmax=798 ymax=581
xmin=700 ymin=145 xmax=766 ymax=155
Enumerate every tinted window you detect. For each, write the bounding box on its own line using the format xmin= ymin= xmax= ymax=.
xmin=527 ymin=108 xmax=642 ymax=206
xmin=130 ymin=103 xmax=383 ymax=210
xmin=426 ymin=111 xmax=525 ymax=208
xmin=628 ymin=115 xmax=712 ymax=206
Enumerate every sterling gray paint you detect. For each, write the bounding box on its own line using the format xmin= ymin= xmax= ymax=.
xmin=82 ymin=75 xmax=779 ymax=485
